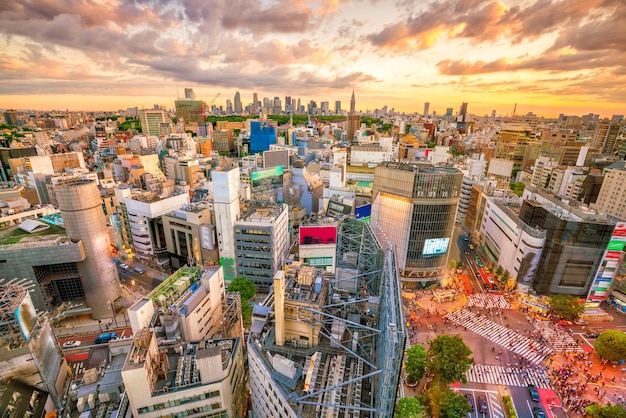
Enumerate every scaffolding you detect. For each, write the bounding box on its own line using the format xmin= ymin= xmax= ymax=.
xmin=0 ymin=282 xmax=30 ymax=342
xmin=292 ymin=218 xmax=405 ymax=418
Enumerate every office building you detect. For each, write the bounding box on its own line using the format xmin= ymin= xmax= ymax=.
xmin=592 ymin=123 xmax=620 ymax=155
xmin=592 ymin=161 xmax=626 ymax=220
xmin=175 ymin=88 xmax=205 ymax=124
xmin=520 ymin=185 xmax=615 ymax=295
xmin=234 ymin=201 xmax=289 ymax=290
xmin=139 ymin=108 xmax=168 ymax=137
xmin=423 ymin=102 xmax=430 ymax=116
xmin=371 ymin=161 xmax=463 ymax=285
xmin=334 ymin=100 xmax=341 ymax=114
xmin=248 ymin=218 xmax=405 ymax=417
xmin=162 ymin=202 xmax=219 ymax=270
xmin=212 ymin=167 xmax=241 ymax=279
xmin=249 ymin=121 xmax=277 ymax=154
xmin=3 ymin=109 xmax=18 ymax=126
xmin=252 ymin=92 xmax=259 ymax=114
xmin=233 ymin=91 xmax=242 ymax=114
xmin=459 ymin=102 xmax=468 ymax=122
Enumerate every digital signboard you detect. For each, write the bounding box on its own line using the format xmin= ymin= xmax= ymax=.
xmin=422 ymin=238 xmax=449 ymax=256
xmin=251 ymin=165 xmax=284 ymax=188
xmin=300 ymin=226 xmax=337 ymax=245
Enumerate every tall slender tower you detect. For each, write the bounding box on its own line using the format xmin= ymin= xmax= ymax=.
xmin=234 ymin=91 xmax=242 ymax=114
xmin=350 ymin=90 xmax=356 ymax=114
xmin=55 ymin=179 xmax=121 ymax=319
xmin=252 ymin=92 xmax=259 ymax=114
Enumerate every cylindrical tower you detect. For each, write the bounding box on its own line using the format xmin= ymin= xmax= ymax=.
xmin=55 ymin=179 xmax=121 ymax=319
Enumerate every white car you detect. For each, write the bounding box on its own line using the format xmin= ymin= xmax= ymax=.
xmin=62 ymin=340 xmax=81 ymax=348
xmin=120 ymin=263 xmax=130 ymax=270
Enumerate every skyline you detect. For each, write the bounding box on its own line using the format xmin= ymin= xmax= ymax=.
xmin=0 ymin=0 xmax=624 ymax=118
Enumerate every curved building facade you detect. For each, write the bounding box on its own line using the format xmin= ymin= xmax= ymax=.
xmin=55 ymin=179 xmax=121 ymax=318
xmin=371 ymin=162 xmax=463 ymax=286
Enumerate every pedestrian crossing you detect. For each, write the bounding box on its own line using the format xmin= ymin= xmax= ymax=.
xmin=465 ymin=364 xmax=553 ymax=389
xmin=529 ymin=318 xmax=585 ymax=353
xmin=467 ymin=293 xmax=511 ymax=309
xmin=487 ymin=391 xmax=504 ymax=418
xmin=444 ymin=309 xmax=552 ymax=364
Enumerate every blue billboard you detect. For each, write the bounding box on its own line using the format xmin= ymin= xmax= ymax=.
xmin=422 ymin=238 xmax=449 ymax=256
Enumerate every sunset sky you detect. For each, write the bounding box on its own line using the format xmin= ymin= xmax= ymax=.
xmin=0 ymin=0 xmax=624 ymax=118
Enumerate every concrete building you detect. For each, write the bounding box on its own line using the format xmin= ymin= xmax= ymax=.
xmin=212 ymin=167 xmax=241 ymax=277
xmin=371 ymin=161 xmax=463 ymax=285
xmin=139 ymin=109 xmax=168 ymax=137
xmin=162 ymin=202 xmax=219 ymax=269
xmin=592 ymin=123 xmax=620 ymax=155
xmin=591 ymin=161 xmax=626 ymax=220
xmin=234 ymin=201 xmax=289 ymax=290
xmin=248 ymin=219 xmax=405 ymax=418
xmin=297 ymin=218 xmax=338 ymax=273
xmin=115 ymin=187 xmax=189 ymax=268
xmin=55 ymin=179 xmax=121 ymax=318
xmin=520 ymin=185 xmax=615 ymax=295
xmin=123 ymin=266 xmax=246 ymax=417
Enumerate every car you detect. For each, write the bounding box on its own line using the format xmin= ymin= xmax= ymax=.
xmin=478 ymin=396 xmax=488 ymax=413
xmin=533 ymin=406 xmax=546 ymax=418
xmin=469 ymin=244 xmax=475 ymax=250
xmin=477 ymin=261 xmax=484 ymax=267
xmin=483 ymin=267 xmax=490 ymax=273
xmin=465 ymin=394 xmax=476 ymax=411
xmin=586 ymin=329 xmax=600 ymax=338
xmin=133 ymin=267 xmax=145 ymax=275
xmin=95 ymin=332 xmax=118 ymax=344
xmin=528 ymin=384 xmax=540 ymax=402
xmin=120 ymin=263 xmax=130 ymax=270
xmin=62 ymin=340 xmax=81 ymax=348
xmin=575 ymin=319 xmax=588 ymax=325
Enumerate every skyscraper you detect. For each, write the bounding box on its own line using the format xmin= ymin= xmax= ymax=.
xmin=459 ymin=102 xmax=468 ymax=122
xmin=284 ymin=95 xmax=291 ymax=113
xmin=346 ymin=90 xmax=360 ymax=142
xmin=234 ymin=91 xmax=242 ymax=114
xmin=55 ymin=179 xmax=121 ymax=318
xmin=350 ymin=90 xmax=356 ymax=113
xmin=335 ymin=100 xmax=341 ymax=113
xmin=139 ymin=108 xmax=168 ymax=137
xmin=592 ymin=123 xmax=620 ymax=155
xmin=371 ymin=162 xmax=463 ymax=286
xmin=252 ymin=92 xmax=259 ymax=114
xmin=175 ymin=88 xmax=206 ymax=124
xmin=423 ymin=102 xmax=430 ymax=116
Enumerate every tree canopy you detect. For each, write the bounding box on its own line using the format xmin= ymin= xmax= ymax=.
xmin=594 ymin=330 xmax=626 ymax=362
xmin=509 ymin=182 xmax=526 ymax=197
xmin=548 ymin=294 xmax=585 ymax=320
xmin=395 ymin=397 xmax=424 ymax=418
xmin=585 ymin=403 xmax=626 ymax=418
xmin=227 ymin=277 xmax=256 ymax=300
xmin=426 ymin=335 xmax=474 ymax=384
xmin=422 ymin=385 xmax=472 ymax=418
xmin=405 ymin=344 xmax=428 ymax=383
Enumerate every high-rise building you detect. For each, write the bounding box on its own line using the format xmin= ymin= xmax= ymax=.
xmin=592 ymin=123 xmax=620 ymax=155
xmin=284 ymin=95 xmax=291 ymax=113
xmin=592 ymin=161 xmax=626 ymax=220
xmin=334 ymin=100 xmax=341 ymax=113
xmin=273 ymin=97 xmax=282 ymax=114
xmin=346 ymin=90 xmax=360 ymax=142
xmin=234 ymin=91 xmax=242 ymax=114
xmin=3 ymin=109 xmax=18 ymax=126
xmin=350 ymin=90 xmax=356 ymax=113
xmin=250 ymin=120 xmax=277 ymax=154
xmin=212 ymin=167 xmax=241 ymax=279
xmin=459 ymin=102 xmax=468 ymax=122
xmin=320 ymin=101 xmax=329 ymax=113
xmin=139 ymin=108 xmax=168 ymax=137
xmin=371 ymin=161 xmax=463 ymax=285
xmin=234 ymin=201 xmax=289 ymax=290
xmin=55 ymin=179 xmax=121 ymax=318
xmin=296 ymin=98 xmax=301 ymax=113
xmin=423 ymin=102 xmax=430 ymax=116
xmin=252 ymin=92 xmax=259 ymax=114
xmin=175 ymin=88 xmax=206 ymax=124
xmin=226 ymin=99 xmax=233 ymax=114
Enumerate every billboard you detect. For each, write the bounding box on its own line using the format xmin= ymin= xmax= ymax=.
xmin=251 ymin=165 xmax=284 ymax=188
xmin=587 ymin=222 xmax=626 ymax=305
xmin=422 ymin=238 xmax=449 ymax=256
xmin=15 ymin=292 xmax=37 ymax=341
xmin=300 ymin=226 xmax=337 ymax=245
xmin=326 ymin=199 xmax=352 ymax=219
xmin=355 ymin=204 xmax=371 ymax=220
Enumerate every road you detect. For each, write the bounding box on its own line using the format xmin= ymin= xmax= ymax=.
xmin=117 ymin=265 xmax=163 ymax=294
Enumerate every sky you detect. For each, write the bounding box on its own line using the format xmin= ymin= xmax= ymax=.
xmin=0 ymin=0 xmax=624 ymax=118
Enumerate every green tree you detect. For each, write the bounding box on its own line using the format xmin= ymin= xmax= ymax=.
xmin=422 ymin=384 xmax=471 ymax=418
xmin=227 ymin=277 xmax=256 ymax=300
xmin=594 ymin=330 xmax=626 ymax=362
xmin=585 ymin=403 xmax=626 ymax=418
xmin=548 ymin=294 xmax=584 ymax=320
xmin=405 ymin=344 xmax=428 ymax=383
xmin=426 ymin=335 xmax=473 ymax=384
xmin=496 ymin=266 xmax=503 ymax=276
xmin=395 ymin=397 xmax=424 ymax=418
xmin=509 ymin=182 xmax=526 ymax=197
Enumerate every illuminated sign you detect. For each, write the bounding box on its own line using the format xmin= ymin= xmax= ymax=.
xmin=587 ymin=222 xmax=626 ymax=304
xmin=300 ymin=226 xmax=337 ymax=245
xmin=422 ymin=238 xmax=449 ymax=256
xmin=251 ymin=165 xmax=284 ymax=188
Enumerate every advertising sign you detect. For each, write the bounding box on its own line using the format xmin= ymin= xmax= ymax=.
xmin=422 ymin=238 xmax=449 ymax=256
xmin=15 ymin=292 xmax=37 ymax=341
xmin=251 ymin=165 xmax=284 ymax=188
xmin=300 ymin=226 xmax=337 ymax=245
xmin=587 ymin=222 xmax=626 ymax=305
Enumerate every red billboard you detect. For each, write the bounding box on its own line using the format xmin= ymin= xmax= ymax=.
xmin=300 ymin=226 xmax=337 ymax=245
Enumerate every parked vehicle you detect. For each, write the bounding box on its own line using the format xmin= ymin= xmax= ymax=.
xmin=120 ymin=263 xmax=130 ymax=270
xmin=134 ymin=267 xmax=145 ymax=275
xmin=62 ymin=340 xmax=81 ymax=348
xmin=95 ymin=332 xmax=117 ymax=344
xmin=478 ymin=396 xmax=488 ymax=413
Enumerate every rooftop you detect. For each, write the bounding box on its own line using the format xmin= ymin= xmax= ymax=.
xmin=0 ymin=219 xmax=66 ymax=247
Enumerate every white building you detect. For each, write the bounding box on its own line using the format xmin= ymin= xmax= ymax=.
xmin=212 ymin=167 xmax=241 ymax=268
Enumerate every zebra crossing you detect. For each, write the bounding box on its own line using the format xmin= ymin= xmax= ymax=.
xmin=529 ymin=318 xmax=585 ymax=353
xmin=465 ymin=364 xmax=553 ymax=389
xmin=467 ymin=293 xmax=511 ymax=309
xmin=444 ymin=309 xmax=552 ymax=364
xmin=486 ymin=391 xmax=504 ymax=418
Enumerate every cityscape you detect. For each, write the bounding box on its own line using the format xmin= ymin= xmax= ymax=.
xmin=1 ymin=1 xmax=626 ymax=418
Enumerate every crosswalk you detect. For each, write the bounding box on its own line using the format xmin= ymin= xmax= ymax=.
xmin=465 ymin=364 xmax=553 ymax=389
xmin=467 ymin=293 xmax=511 ymax=309
xmin=444 ymin=309 xmax=552 ymax=364
xmin=529 ymin=318 xmax=584 ymax=353
xmin=487 ymin=391 xmax=504 ymax=418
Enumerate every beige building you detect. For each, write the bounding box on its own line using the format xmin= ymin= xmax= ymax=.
xmin=592 ymin=161 xmax=626 ymax=220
